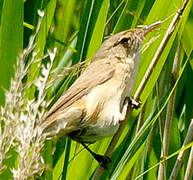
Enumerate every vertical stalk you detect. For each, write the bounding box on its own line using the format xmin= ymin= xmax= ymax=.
xmin=158 ymin=42 xmax=182 ymax=180
xmin=184 ymin=143 xmax=193 ymax=180
xmin=126 ymin=104 xmax=146 ymax=179
xmin=169 ymin=119 xmax=193 ymax=180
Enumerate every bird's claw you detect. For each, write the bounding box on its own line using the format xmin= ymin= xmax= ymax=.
xmin=94 ymin=154 xmax=112 ymax=169
xmin=129 ymin=97 xmax=142 ymax=109
xmin=99 ymin=155 xmax=112 ymax=169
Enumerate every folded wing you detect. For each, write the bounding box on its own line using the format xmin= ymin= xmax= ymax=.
xmin=41 ymin=59 xmax=115 ymax=134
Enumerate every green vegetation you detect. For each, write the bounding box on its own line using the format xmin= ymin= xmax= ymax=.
xmin=0 ymin=0 xmax=193 ymax=179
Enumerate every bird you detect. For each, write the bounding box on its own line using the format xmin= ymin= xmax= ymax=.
xmin=41 ymin=21 xmax=161 ymax=169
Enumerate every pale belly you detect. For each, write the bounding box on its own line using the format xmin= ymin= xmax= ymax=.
xmin=68 ymin=93 xmax=121 ymax=143
xmin=71 ymin=121 xmax=120 ymax=143
xmin=69 ymin=76 xmax=128 ymax=143
xmin=68 ymin=60 xmax=139 ymax=143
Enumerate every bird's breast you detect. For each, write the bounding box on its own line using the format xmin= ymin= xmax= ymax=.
xmin=74 ymin=58 xmax=140 ymax=143
xmin=76 ymin=65 xmax=131 ymax=142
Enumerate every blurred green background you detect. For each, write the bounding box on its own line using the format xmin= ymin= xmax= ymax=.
xmin=0 ymin=0 xmax=193 ymax=179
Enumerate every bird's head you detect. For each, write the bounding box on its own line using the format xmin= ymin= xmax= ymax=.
xmin=93 ymin=21 xmax=162 ymax=61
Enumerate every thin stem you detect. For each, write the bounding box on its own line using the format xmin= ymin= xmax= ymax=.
xmin=184 ymin=144 xmax=193 ymax=180
xmin=61 ymin=138 xmax=71 ymax=180
xmin=169 ymin=119 xmax=193 ymax=180
xmin=134 ymin=0 xmax=189 ymax=100
xmin=158 ymin=41 xmax=182 ymax=180
xmin=126 ymin=103 xmax=146 ymax=179
xmin=136 ymin=102 xmax=146 ymax=133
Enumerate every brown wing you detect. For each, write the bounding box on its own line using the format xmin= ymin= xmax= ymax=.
xmin=45 ymin=59 xmax=115 ymax=120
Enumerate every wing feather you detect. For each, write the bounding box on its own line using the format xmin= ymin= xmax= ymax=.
xmin=45 ymin=59 xmax=115 ymax=120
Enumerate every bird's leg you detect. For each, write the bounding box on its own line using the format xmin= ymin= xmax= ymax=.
xmin=129 ymin=97 xmax=142 ymax=109
xmin=81 ymin=143 xmax=111 ymax=169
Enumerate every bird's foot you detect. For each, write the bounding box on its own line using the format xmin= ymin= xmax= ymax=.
xmin=129 ymin=97 xmax=142 ymax=109
xmin=94 ymin=154 xmax=112 ymax=169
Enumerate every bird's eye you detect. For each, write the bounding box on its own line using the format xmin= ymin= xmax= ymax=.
xmin=120 ymin=37 xmax=131 ymax=45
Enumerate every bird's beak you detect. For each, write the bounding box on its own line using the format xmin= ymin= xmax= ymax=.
xmin=144 ymin=21 xmax=162 ymax=36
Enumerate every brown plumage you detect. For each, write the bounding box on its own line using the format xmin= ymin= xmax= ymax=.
xmin=41 ymin=21 xmax=161 ymax=168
